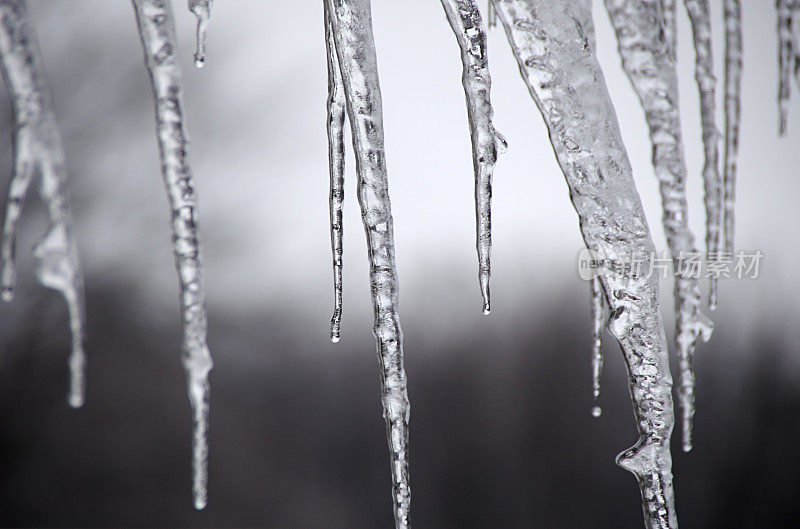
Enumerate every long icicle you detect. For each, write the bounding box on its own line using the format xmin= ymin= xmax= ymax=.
xmin=683 ymin=0 xmax=722 ymax=309
xmin=492 ymin=1 xmax=679 ymax=526
xmin=603 ymin=0 xmax=713 ymax=452
xmin=439 ymin=0 xmax=506 ymax=315
xmin=324 ymin=1 xmax=411 ymax=527
xmin=0 ymin=0 xmax=87 ymax=408
xmin=132 ymin=0 xmax=214 ymax=510
xmin=188 ymin=0 xmax=212 ymax=68
xmin=590 ymin=276 xmax=605 ymax=418
xmin=723 ymin=0 xmax=742 ymax=254
xmin=325 ymin=7 xmax=346 ymax=343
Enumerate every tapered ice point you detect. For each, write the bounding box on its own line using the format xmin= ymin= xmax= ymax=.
xmin=440 ymin=0 xmax=505 ymax=316
xmin=133 ymin=0 xmax=214 ymax=510
xmin=604 ymin=0 xmax=714 ymax=450
xmin=0 ymin=0 xmax=88 ymax=408
xmin=325 ymin=1 xmax=411 ymax=527
xmin=188 ymin=0 xmax=212 ymax=68
xmin=683 ymin=0 xmax=723 ymax=309
xmin=325 ymin=6 xmax=346 ymax=346
xmin=723 ymin=0 xmax=742 ymax=255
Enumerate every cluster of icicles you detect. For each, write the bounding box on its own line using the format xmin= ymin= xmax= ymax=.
xmin=0 ymin=0 xmax=794 ymax=527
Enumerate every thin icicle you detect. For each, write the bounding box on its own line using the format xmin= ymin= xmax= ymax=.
xmin=777 ymin=0 xmax=793 ymax=135
xmin=188 ymin=0 xmax=212 ymax=68
xmin=661 ymin=0 xmax=677 ymax=60
xmin=324 ymin=1 xmax=411 ymax=527
xmin=603 ymin=0 xmax=713 ymax=453
xmin=683 ymin=0 xmax=722 ymax=310
xmin=325 ymin=7 xmax=346 ymax=343
xmin=723 ymin=0 xmax=742 ymax=254
xmin=132 ymin=0 xmax=214 ymax=511
xmin=492 ymin=1 xmax=679 ymax=527
xmin=439 ymin=0 xmax=506 ymax=315
xmin=590 ymin=276 xmax=604 ymax=418
xmin=0 ymin=0 xmax=87 ymax=409
xmin=487 ymin=0 xmax=497 ymax=28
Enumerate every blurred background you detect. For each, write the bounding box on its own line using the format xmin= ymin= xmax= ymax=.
xmin=0 ymin=1 xmax=798 ymax=527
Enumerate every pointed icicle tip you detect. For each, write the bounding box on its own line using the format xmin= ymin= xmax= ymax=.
xmin=68 ymin=393 xmax=85 ymax=409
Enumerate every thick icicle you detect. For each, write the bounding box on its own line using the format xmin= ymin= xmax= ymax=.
xmin=683 ymin=0 xmax=722 ymax=309
xmin=590 ymin=276 xmax=604 ymax=418
xmin=132 ymin=0 xmax=214 ymax=510
xmin=188 ymin=0 xmax=212 ymax=68
xmin=325 ymin=7 xmax=346 ymax=343
xmin=723 ymin=0 xmax=742 ymax=254
xmin=324 ymin=1 xmax=411 ymax=527
xmin=603 ymin=0 xmax=713 ymax=452
xmin=661 ymin=0 xmax=677 ymax=59
xmin=0 ymin=0 xmax=87 ymax=408
xmin=492 ymin=1 xmax=679 ymax=527
xmin=439 ymin=0 xmax=506 ymax=315
xmin=777 ymin=0 xmax=793 ymax=135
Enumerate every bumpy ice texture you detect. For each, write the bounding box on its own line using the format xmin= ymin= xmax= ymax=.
xmin=0 ymin=0 xmax=87 ymax=409
xmin=132 ymin=0 xmax=214 ymax=511
xmin=325 ymin=6 xmax=345 ymax=343
xmin=603 ymin=0 xmax=713 ymax=452
xmin=324 ymin=0 xmax=411 ymax=527
xmin=492 ymin=0 xmax=679 ymax=526
xmin=683 ymin=0 xmax=722 ymax=309
xmin=439 ymin=0 xmax=506 ymax=314
xmin=723 ymin=0 xmax=741 ymax=254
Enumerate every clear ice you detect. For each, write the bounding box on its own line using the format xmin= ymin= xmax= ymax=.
xmin=590 ymin=276 xmax=605 ymax=417
xmin=324 ymin=0 xmax=411 ymax=527
xmin=661 ymin=0 xmax=677 ymax=59
xmin=723 ymin=0 xmax=742 ymax=254
xmin=0 ymin=0 xmax=87 ymax=409
xmin=492 ymin=0 xmax=679 ymax=526
xmin=439 ymin=0 xmax=506 ymax=314
xmin=132 ymin=0 xmax=214 ymax=510
xmin=325 ymin=6 xmax=346 ymax=343
xmin=683 ymin=0 xmax=722 ymax=309
xmin=776 ymin=0 xmax=800 ymax=134
xmin=188 ymin=0 xmax=212 ymax=68
xmin=603 ymin=0 xmax=713 ymax=452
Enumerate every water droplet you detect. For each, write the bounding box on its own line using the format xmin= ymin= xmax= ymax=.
xmin=592 ymin=406 xmax=602 ymax=418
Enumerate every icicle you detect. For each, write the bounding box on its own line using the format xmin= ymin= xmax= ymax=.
xmin=188 ymin=0 xmax=212 ymax=68
xmin=683 ymin=0 xmax=722 ymax=310
xmin=603 ymin=0 xmax=713 ymax=453
xmin=132 ymin=0 xmax=214 ymax=511
xmin=487 ymin=1 xmax=497 ymax=28
xmin=777 ymin=0 xmax=793 ymax=134
xmin=492 ymin=1 xmax=679 ymax=527
xmin=439 ymin=0 xmax=506 ymax=315
xmin=0 ymin=0 xmax=87 ymax=409
xmin=325 ymin=7 xmax=346 ymax=343
xmin=661 ymin=0 xmax=677 ymax=59
xmin=590 ymin=276 xmax=604 ymax=418
xmin=723 ymin=0 xmax=742 ymax=254
xmin=324 ymin=1 xmax=411 ymax=527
